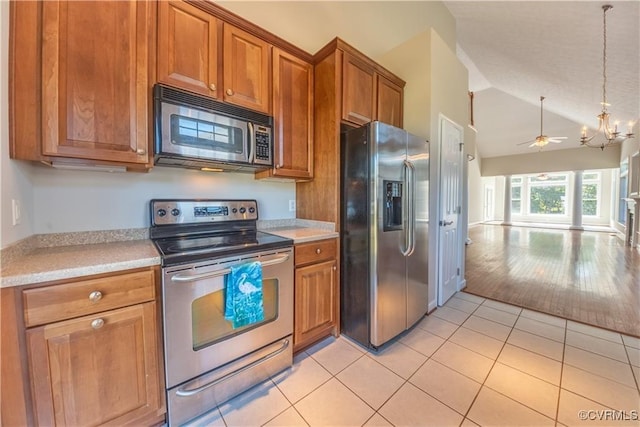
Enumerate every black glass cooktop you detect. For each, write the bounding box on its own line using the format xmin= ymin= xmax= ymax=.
xmin=153 ymin=230 xmax=292 ymax=266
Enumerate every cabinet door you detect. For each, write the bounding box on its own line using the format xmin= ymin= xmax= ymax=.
xmin=294 ymin=260 xmax=337 ymax=351
xmin=376 ymin=75 xmax=404 ymax=128
xmin=27 ymin=303 xmax=163 ymax=426
xmin=157 ymin=0 xmax=220 ymax=97
xmin=342 ymin=52 xmax=376 ymax=126
xmin=261 ymin=48 xmax=313 ymax=180
xmin=223 ymin=24 xmax=271 ymax=114
xmin=41 ymin=1 xmax=152 ymax=165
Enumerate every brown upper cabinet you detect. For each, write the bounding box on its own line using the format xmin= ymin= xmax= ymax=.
xmin=256 ymin=48 xmax=314 ymax=181
xmin=342 ymin=52 xmax=376 ymax=126
xmin=377 ymin=75 xmax=404 ymax=129
xmin=222 ymin=25 xmax=272 ymax=114
xmin=342 ymin=51 xmax=404 ymax=128
xmin=157 ymin=0 xmax=220 ymax=97
xmin=10 ymin=0 xmax=155 ymax=170
xmin=158 ymin=1 xmax=271 ymax=114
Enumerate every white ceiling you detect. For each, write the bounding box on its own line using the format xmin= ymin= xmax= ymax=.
xmin=445 ymin=1 xmax=640 ymax=158
xmin=217 ymin=1 xmax=639 ymax=159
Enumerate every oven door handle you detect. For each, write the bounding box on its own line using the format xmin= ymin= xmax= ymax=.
xmin=170 ymin=253 xmax=290 ymax=283
xmin=175 ymin=339 xmax=290 ymax=397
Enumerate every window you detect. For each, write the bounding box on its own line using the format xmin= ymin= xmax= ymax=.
xmin=619 ymin=160 xmax=628 ymax=224
xmin=511 ymin=177 xmax=522 ymax=214
xmin=528 ymin=174 xmax=568 ymax=215
xmin=582 ymin=172 xmax=600 ymax=216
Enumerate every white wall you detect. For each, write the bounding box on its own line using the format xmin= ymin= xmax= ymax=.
xmin=481 ymin=145 xmax=621 ymax=177
xmin=31 ymin=166 xmax=295 ymax=234
xmin=467 ymin=143 xmax=483 ymax=225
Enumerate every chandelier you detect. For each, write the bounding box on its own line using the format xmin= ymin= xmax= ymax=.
xmin=580 ymin=4 xmax=635 ymax=150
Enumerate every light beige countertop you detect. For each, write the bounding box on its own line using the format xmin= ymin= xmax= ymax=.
xmin=263 ymin=227 xmax=339 ymax=244
xmin=0 ymin=220 xmax=338 ymax=288
xmin=0 ymin=239 xmax=160 ymax=288
xmin=258 ymin=218 xmax=337 ymax=244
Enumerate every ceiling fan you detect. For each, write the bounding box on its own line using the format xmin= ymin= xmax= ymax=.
xmin=517 ymin=96 xmax=568 ymax=149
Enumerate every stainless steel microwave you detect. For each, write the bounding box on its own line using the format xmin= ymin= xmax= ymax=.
xmin=153 ymin=84 xmax=273 ymax=172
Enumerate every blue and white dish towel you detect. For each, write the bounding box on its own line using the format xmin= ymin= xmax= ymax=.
xmin=224 ymin=261 xmax=265 ymax=329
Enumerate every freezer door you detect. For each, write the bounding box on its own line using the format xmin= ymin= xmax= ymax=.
xmin=370 ymin=122 xmax=409 ymax=347
xmin=406 ymin=135 xmax=430 ymax=328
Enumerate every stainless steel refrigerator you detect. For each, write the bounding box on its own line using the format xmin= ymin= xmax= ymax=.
xmin=341 ymin=121 xmax=429 ymax=349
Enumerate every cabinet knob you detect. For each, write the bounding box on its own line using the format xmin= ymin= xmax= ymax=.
xmin=275 ymin=164 xmax=281 ymax=169
xmin=226 ymin=89 xmax=234 ymax=96
xmin=316 ymin=248 xmax=321 ymax=254
xmin=333 ymin=265 xmax=337 ymax=271
xmin=136 ymin=148 xmax=146 ymax=155
xmin=210 ymin=83 xmax=217 ymax=91
xmin=91 ymin=318 xmax=105 ymax=330
xmin=88 ymin=291 xmax=103 ymax=302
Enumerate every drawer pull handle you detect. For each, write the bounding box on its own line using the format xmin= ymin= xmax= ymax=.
xmin=316 ymin=248 xmax=321 ymax=254
xmin=88 ymin=291 xmax=103 ymax=302
xmin=91 ymin=318 xmax=105 ymax=330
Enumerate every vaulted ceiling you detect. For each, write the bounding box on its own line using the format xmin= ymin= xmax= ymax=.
xmin=445 ymin=1 xmax=639 ymax=158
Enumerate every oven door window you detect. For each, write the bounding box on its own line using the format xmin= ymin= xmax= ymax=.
xmin=171 ymin=114 xmax=244 ymax=154
xmin=191 ymin=278 xmax=279 ymax=351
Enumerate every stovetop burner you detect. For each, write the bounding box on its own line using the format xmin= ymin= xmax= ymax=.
xmin=149 ymin=199 xmax=293 ymax=266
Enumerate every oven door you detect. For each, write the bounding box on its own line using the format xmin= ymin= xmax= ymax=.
xmin=160 ymin=102 xmax=250 ymax=164
xmin=162 ymin=247 xmax=293 ymax=389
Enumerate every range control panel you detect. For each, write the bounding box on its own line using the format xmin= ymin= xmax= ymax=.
xmin=151 ymin=199 xmax=258 ymax=226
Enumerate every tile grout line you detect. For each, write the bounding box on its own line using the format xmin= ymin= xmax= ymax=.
xmin=553 ymin=317 xmax=568 ymax=427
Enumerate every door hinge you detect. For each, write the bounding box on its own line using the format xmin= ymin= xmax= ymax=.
xmin=457 ymin=267 xmax=461 ymax=276
xmin=459 ymin=142 xmax=464 ymax=151
xmin=457 ymin=206 xmax=462 ymax=214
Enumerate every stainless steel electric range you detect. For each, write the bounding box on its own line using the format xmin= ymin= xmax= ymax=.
xmin=149 ymin=199 xmax=294 ymax=426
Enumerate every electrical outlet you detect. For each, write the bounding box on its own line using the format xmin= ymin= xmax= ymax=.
xmin=12 ymin=199 xmax=21 ymax=226
xmin=288 ymin=200 xmax=296 ymax=212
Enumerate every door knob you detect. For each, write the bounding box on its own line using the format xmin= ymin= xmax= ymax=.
xmin=440 ymin=220 xmax=454 ymax=226
xmin=210 ymin=83 xmax=217 ymax=91
xmin=226 ymin=89 xmax=234 ymax=96
xmin=136 ymin=148 xmax=146 ymax=155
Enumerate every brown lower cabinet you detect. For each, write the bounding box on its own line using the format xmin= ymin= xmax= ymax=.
xmin=1 ymin=267 xmax=166 ymax=426
xmin=293 ymin=238 xmax=339 ymax=352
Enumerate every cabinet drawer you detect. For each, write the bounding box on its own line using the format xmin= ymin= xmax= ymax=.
xmin=23 ymin=268 xmax=156 ymax=327
xmin=295 ymin=239 xmax=337 ymax=267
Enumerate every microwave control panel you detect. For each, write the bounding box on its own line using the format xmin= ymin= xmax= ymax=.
xmin=254 ymin=125 xmax=272 ymax=164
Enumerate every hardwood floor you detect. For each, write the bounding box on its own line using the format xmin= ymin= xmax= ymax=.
xmin=464 ymin=224 xmax=640 ymax=338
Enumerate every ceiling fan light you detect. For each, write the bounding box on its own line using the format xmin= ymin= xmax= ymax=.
xmin=519 ymin=96 xmax=567 ymax=150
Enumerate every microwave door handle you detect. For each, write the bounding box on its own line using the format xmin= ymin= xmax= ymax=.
xmin=248 ymin=122 xmax=255 ymax=163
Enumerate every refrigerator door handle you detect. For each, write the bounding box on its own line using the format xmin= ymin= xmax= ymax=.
xmin=402 ymin=160 xmax=416 ymax=257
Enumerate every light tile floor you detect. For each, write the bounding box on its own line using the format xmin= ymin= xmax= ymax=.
xmin=189 ymin=292 xmax=640 ymax=426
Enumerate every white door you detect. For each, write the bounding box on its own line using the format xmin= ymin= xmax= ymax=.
xmin=438 ymin=116 xmax=463 ymax=306
xmin=484 ymin=186 xmax=494 ymax=221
